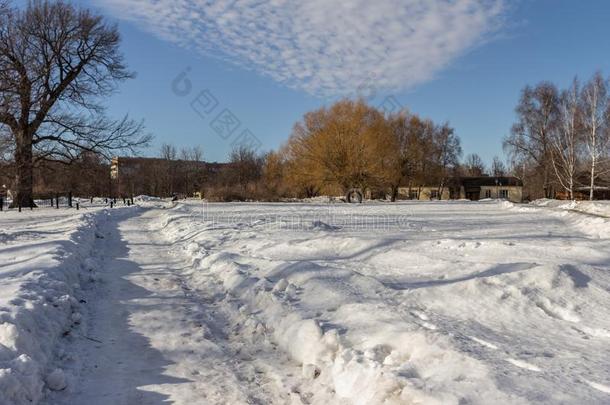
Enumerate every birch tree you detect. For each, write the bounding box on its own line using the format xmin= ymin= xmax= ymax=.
xmin=432 ymin=123 xmax=461 ymax=196
xmin=551 ymin=79 xmax=581 ymax=200
xmin=581 ymin=72 xmax=610 ymax=200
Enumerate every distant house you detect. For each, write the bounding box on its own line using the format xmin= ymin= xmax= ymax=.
xmin=396 ymin=186 xmax=451 ymax=201
xmin=398 ymin=176 xmax=524 ymax=203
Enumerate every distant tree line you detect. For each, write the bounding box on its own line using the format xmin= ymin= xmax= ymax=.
xmin=504 ymin=72 xmax=610 ymax=200
xmin=197 ymin=99 xmax=494 ymax=201
xmin=137 ymin=99 xmax=468 ymax=201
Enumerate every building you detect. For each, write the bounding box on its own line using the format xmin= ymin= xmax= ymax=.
xmin=398 ymin=176 xmax=524 ymax=203
xmin=110 ymin=156 xmax=228 ymax=197
xmin=459 ymin=176 xmax=523 ymax=202
xmin=396 ymin=186 xmax=451 ymax=201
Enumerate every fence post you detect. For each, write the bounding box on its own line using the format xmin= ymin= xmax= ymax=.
xmin=68 ymin=191 xmax=72 ymax=208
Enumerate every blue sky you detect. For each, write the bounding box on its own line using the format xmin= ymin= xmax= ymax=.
xmin=79 ymin=0 xmax=610 ymax=165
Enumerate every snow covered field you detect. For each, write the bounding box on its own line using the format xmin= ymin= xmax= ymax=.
xmin=1 ymin=200 xmax=609 ymax=404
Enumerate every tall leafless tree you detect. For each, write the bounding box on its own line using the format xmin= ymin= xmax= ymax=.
xmin=463 ymin=153 xmax=486 ymax=176
xmin=180 ymin=145 xmax=203 ymax=197
xmin=431 ymin=122 xmax=461 ymax=196
xmin=581 ymin=72 xmax=610 ymax=200
xmin=504 ymin=82 xmax=559 ymax=198
xmin=491 ymin=156 xmax=506 ymax=176
xmin=551 ymin=78 xmax=582 ymax=200
xmin=159 ymin=143 xmax=177 ymax=195
xmin=0 ymin=0 xmax=150 ymax=207
xmin=228 ymin=144 xmax=264 ymax=194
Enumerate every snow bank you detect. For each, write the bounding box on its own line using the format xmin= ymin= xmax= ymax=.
xmin=531 ymin=198 xmax=610 ymax=217
xmin=133 ymin=195 xmax=161 ymax=202
xmin=0 ymin=209 xmax=107 ymax=404
xmin=155 ymin=203 xmax=521 ymax=404
xmin=501 ymin=199 xmax=610 ymax=238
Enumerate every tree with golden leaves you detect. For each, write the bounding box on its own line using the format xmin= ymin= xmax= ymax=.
xmin=284 ymin=99 xmax=400 ymax=197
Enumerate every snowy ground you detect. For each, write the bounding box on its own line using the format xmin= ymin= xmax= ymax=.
xmin=1 ymin=200 xmax=609 ymax=404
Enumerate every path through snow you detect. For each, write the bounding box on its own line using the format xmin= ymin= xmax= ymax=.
xmin=44 ymin=208 xmax=307 ymax=405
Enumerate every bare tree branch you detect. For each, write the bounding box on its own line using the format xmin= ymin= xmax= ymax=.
xmin=0 ymin=0 xmax=150 ymax=206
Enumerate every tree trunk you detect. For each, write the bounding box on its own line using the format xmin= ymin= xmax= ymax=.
xmin=590 ymin=156 xmax=596 ymax=201
xmin=543 ymin=162 xmax=550 ymax=199
xmin=390 ymin=185 xmax=398 ymax=202
xmin=11 ymin=130 xmax=36 ymax=208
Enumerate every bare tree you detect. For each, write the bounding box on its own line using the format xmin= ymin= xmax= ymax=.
xmin=432 ymin=122 xmax=461 ymax=196
xmin=581 ymin=72 xmax=610 ymax=200
xmin=159 ymin=143 xmax=177 ymax=195
xmin=504 ymin=82 xmax=559 ymax=198
xmin=0 ymin=1 xmax=150 ymax=207
xmin=463 ymin=153 xmax=486 ymax=176
xmin=190 ymin=146 xmax=203 ymax=162
xmin=491 ymin=156 xmax=506 ymax=176
xmin=179 ymin=145 xmax=203 ymax=197
xmin=551 ymin=78 xmax=582 ymax=200
xmin=160 ymin=143 xmax=177 ymax=160
xmin=228 ymin=144 xmax=264 ymax=194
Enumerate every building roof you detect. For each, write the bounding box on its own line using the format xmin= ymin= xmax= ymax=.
xmin=460 ymin=176 xmax=523 ymax=187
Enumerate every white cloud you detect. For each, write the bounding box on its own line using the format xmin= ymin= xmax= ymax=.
xmin=96 ymin=0 xmax=506 ymax=96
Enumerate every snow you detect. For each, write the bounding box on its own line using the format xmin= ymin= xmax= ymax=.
xmin=504 ymin=199 xmax=610 ymax=238
xmin=0 ymin=199 xmax=609 ymax=404
xmin=530 ymin=198 xmax=610 ymax=217
xmin=45 ymin=369 xmax=67 ymax=391
xmin=0 ymin=206 xmax=111 ymax=404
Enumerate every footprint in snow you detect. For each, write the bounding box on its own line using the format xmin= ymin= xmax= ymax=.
xmin=469 ymin=336 xmax=499 ymax=350
xmin=585 ymin=380 xmax=610 ymax=394
xmin=506 ymin=358 xmax=541 ymax=372
xmin=410 ymin=310 xmax=437 ymax=330
xmin=410 ymin=310 xmax=429 ymax=321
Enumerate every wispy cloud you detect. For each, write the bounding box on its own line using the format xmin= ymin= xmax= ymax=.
xmin=96 ymin=0 xmax=506 ymax=96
